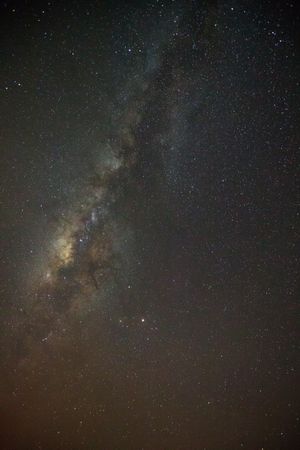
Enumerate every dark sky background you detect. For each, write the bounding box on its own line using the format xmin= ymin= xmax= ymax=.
xmin=0 ymin=0 xmax=299 ymax=449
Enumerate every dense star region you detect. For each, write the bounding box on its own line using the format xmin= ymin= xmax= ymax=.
xmin=0 ymin=1 xmax=299 ymax=449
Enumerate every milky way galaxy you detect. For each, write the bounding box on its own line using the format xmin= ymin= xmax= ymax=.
xmin=0 ymin=1 xmax=299 ymax=449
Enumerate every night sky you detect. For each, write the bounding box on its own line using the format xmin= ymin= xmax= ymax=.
xmin=0 ymin=1 xmax=299 ymax=449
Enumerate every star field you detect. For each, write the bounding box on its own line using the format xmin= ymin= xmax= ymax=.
xmin=0 ymin=1 xmax=299 ymax=449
